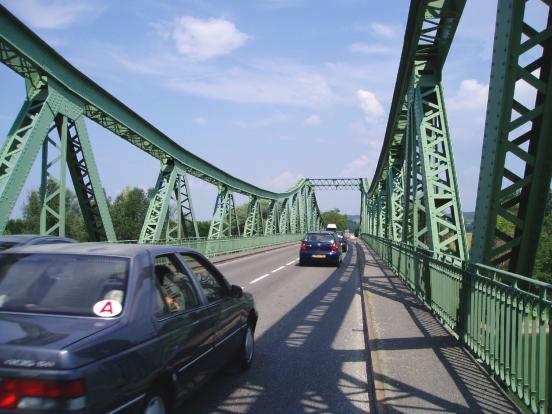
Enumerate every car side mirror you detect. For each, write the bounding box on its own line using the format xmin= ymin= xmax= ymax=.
xmin=230 ymin=284 xmax=244 ymax=298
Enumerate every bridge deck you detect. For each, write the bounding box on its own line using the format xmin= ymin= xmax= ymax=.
xmin=358 ymin=241 xmax=519 ymax=413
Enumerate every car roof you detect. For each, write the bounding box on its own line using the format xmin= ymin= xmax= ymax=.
xmin=0 ymin=234 xmax=76 ymax=243
xmin=0 ymin=242 xmax=203 ymax=258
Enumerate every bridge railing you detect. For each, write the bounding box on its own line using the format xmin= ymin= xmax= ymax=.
xmin=115 ymin=233 xmax=302 ymax=258
xmin=361 ymin=234 xmax=551 ymax=414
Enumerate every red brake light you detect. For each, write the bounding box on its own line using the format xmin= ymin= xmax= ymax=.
xmin=300 ymin=241 xmax=308 ymax=251
xmin=0 ymin=379 xmax=85 ymax=409
xmin=331 ymin=243 xmax=339 ymax=252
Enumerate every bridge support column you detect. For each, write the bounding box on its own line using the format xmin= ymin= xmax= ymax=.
xmin=140 ymin=160 xmax=198 ymax=243
xmin=279 ymin=198 xmax=290 ymax=234
xmin=0 ymin=83 xmax=115 ymax=240
xmin=471 ymin=0 xmax=552 ymax=276
xmin=243 ymin=196 xmax=264 ymax=237
xmin=208 ymin=186 xmax=240 ymax=239
xmin=264 ymin=200 xmax=279 ymax=235
xmin=403 ymin=65 xmax=467 ymax=258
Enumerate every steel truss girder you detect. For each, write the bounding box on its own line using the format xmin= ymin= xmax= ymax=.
xmin=288 ymin=193 xmax=298 ymax=234
xmin=0 ymin=83 xmax=115 ymax=240
xmin=264 ymin=200 xmax=279 ymax=235
xmin=406 ymin=66 xmax=467 ymax=258
xmin=0 ymin=7 xmax=309 ymax=202
xmin=208 ymin=186 xmax=240 ymax=239
xmin=243 ymin=196 xmax=264 ymax=237
xmin=278 ymin=198 xmax=290 ymax=234
xmin=387 ymin=162 xmax=405 ymax=242
xmin=471 ymin=0 xmax=552 ymax=277
xmin=140 ymin=161 xmax=198 ymax=242
xmin=307 ymin=178 xmax=361 ymax=190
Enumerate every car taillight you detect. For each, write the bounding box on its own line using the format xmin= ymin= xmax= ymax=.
xmin=331 ymin=243 xmax=339 ymax=252
xmin=0 ymin=378 xmax=85 ymax=411
xmin=300 ymin=242 xmax=308 ymax=251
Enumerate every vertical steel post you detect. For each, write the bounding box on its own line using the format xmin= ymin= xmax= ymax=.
xmin=471 ymin=0 xmax=552 ymax=276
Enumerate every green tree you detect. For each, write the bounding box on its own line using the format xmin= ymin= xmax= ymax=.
xmin=196 ymin=220 xmax=211 ymax=237
xmin=321 ymin=209 xmax=348 ymax=230
xmin=7 ymin=181 xmax=87 ymax=240
xmin=110 ymin=187 xmax=151 ymax=241
xmin=534 ymin=213 xmax=552 ymax=284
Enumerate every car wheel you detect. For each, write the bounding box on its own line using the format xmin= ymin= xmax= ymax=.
xmin=142 ymin=389 xmax=168 ymax=414
xmin=239 ymin=324 xmax=255 ymax=371
xmin=299 ymin=258 xmax=304 ymax=266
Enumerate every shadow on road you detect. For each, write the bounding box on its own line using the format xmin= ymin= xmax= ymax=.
xmin=183 ymin=243 xmax=373 ymax=413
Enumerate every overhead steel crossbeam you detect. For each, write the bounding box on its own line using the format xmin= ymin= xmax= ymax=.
xmin=0 ymin=6 xmax=304 ymax=201
xmin=362 ymin=0 xmax=468 ymax=259
xmin=307 ymin=178 xmax=361 ymax=190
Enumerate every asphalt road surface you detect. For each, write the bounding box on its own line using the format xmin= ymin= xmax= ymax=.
xmin=183 ymin=242 xmax=373 ymax=413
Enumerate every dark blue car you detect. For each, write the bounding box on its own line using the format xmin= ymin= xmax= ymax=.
xmin=299 ymin=231 xmax=342 ymax=267
xmin=0 ymin=243 xmax=257 ymax=413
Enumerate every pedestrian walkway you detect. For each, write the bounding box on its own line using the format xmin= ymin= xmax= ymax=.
xmin=357 ymin=241 xmax=519 ymax=413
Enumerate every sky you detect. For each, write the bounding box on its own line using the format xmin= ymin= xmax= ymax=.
xmin=0 ymin=0 xmax=500 ymax=220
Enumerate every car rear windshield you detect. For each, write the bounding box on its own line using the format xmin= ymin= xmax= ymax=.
xmin=305 ymin=234 xmax=335 ymax=243
xmin=0 ymin=253 xmax=129 ymax=317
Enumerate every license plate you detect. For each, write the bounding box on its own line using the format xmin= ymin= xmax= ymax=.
xmin=311 ymin=254 xmax=326 ymax=258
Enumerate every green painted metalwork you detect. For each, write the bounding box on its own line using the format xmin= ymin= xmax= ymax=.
xmin=0 ymin=6 xmax=307 ymax=202
xmin=362 ymin=233 xmax=551 ymax=414
xmin=208 ymin=186 xmax=240 ymax=239
xmin=471 ymin=0 xmax=552 ymax=277
xmin=308 ymin=178 xmax=361 ymax=190
xmin=40 ymin=117 xmax=68 ymax=236
xmin=408 ymin=65 xmax=467 ymax=258
xmin=243 ymin=196 xmax=264 ymax=237
xmin=363 ymin=0 xmax=468 ymax=260
xmin=279 ymin=198 xmax=290 ymax=234
xmin=140 ymin=160 xmax=199 ymax=243
xmin=0 ymin=81 xmax=115 ymax=240
xmin=165 ymin=169 xmax=198 ymax=241
xmin=264 ymin=200 xmax=279 ymax=235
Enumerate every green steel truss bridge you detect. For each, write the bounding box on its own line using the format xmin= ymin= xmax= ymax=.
xmin=1 ymin=1 xmax=551 ymax=412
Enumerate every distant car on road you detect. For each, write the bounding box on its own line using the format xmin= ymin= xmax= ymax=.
xmin=299 ymin=231 xmax=343 ymax=267
xmin=0 ymin=234 xmax=76 ymax=251
xmin=0 ymin=243 xmax=258 ymax=414
xmin=335 ymin=230 xmax=348 ymax=252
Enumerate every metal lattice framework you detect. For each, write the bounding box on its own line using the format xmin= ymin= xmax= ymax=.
xmin=470 ymin=0 xmax=552 ymax=277
xmin=0 ymin=6 xmax=327 ymax=242
xmin=358 ymin=2 xmax=552 ymax=413
xmin=1 ymin=2 xmax=552 ymax=413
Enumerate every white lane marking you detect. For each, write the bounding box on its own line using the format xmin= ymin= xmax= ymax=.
xmin=286 ymin=260 xmax=296 ymax=266
xmin=272 ymin=266 xmax=285 ymax=273
xmin=250 ymin=274 xmax=270 ymax=284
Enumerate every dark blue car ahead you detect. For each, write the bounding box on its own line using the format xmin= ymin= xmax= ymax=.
xmin=299 ymin=231 xmax=342 ymax=267
xmin=0 ymin=243 xmax=257 ymax=413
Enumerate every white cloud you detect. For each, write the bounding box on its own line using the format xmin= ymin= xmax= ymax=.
xmin=357 ymin=89 xmax=385 ymax=122
xmin=370 ymin=23 xmax=400 ymax=39
xmin=340 ymin=154 xmax=374 ymax=178
xmin=263 ymin=171 xmax=304 ymax=191
xmin=165 ymin=63 xmax=333 ymax=108
xmin=448 ymin=79 xmax=489 ymax=110
xmin=194 ymin=116 xmax=207 ymax=126
xmin=348 ymin=43 xmax=392 ymax=55
xmin=236 ymin=114 xmax=288 ymax=129
xmin=172 ymin=16 xmax=249 ymax=61
xmin=303 ymin=114 xmax=321 ymax=126
xmin=2 ymin=0 xmax=105 ymax=29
